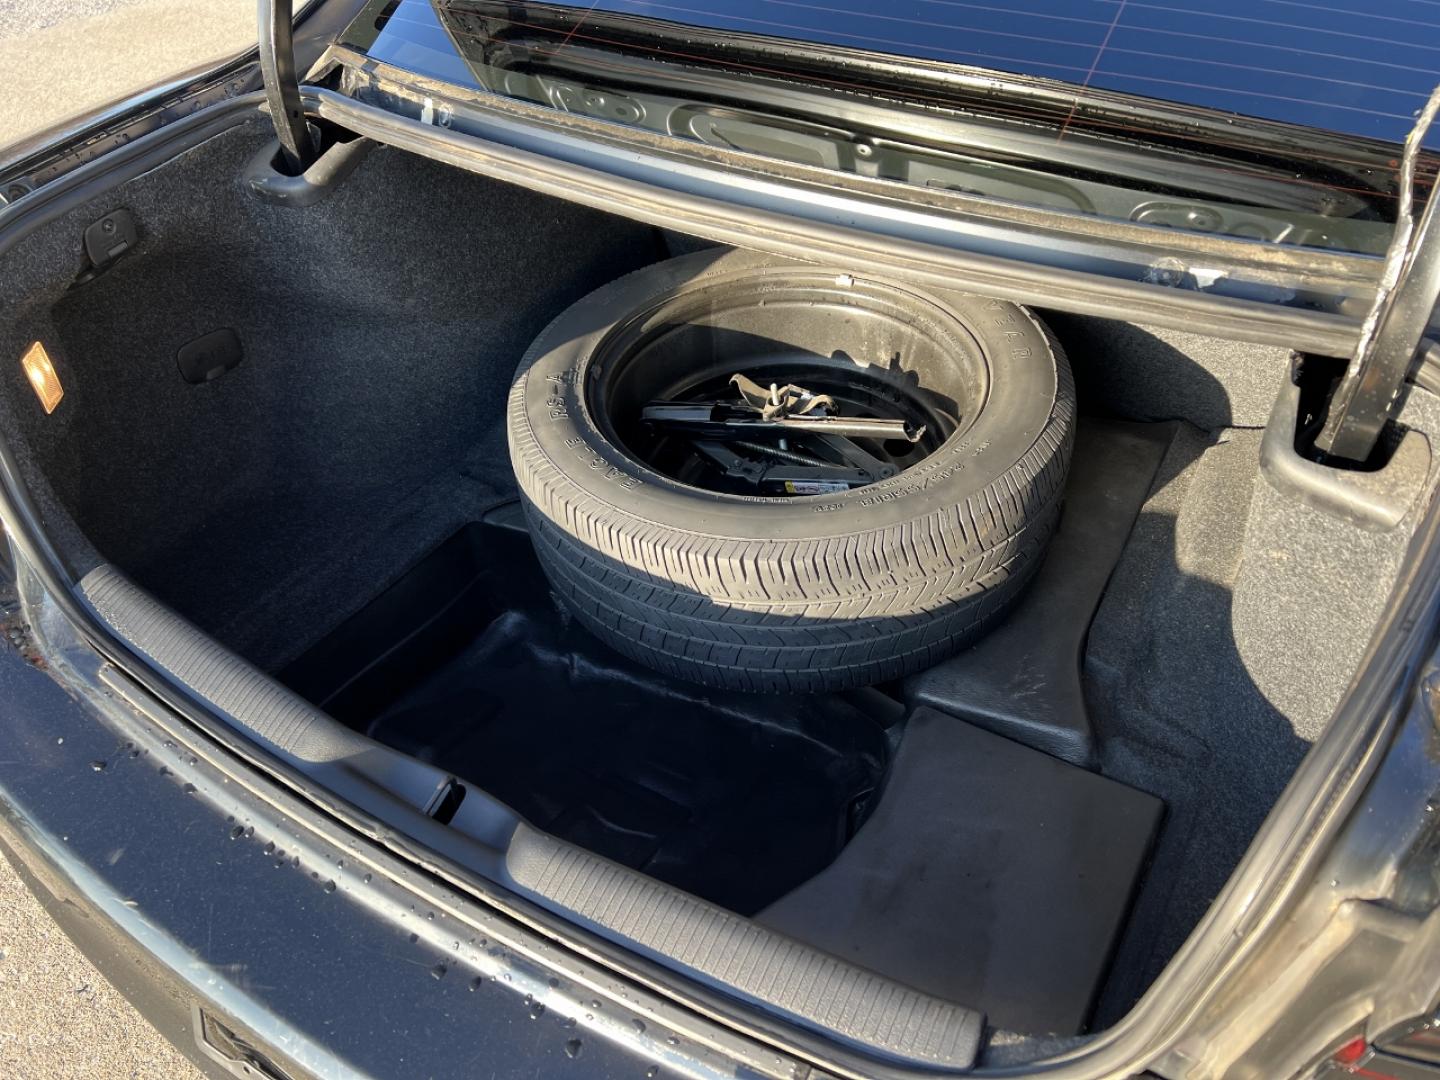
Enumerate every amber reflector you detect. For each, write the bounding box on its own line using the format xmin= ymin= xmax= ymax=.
xmin=21 ymin=341 xmax=62 ymax=414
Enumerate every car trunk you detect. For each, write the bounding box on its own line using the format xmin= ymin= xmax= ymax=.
xmin=1 ymin=118 xmax=1432 ymax=1061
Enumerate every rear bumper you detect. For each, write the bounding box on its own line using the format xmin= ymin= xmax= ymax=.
xmin=0 ymin=596 xmax=739 ymax=1080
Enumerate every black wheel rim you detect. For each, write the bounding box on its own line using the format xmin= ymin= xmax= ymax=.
xmin=639 ymin=356 xmax=955 ymax=496
xmin=588 ymin=271 xmax=989 ymax=500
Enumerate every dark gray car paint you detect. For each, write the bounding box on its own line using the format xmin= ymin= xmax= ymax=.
xmin=0 ymin=574 xmax=785 ymax=1080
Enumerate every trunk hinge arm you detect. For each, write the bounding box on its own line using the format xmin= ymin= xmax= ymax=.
xmin=258 ymin=0 xmax=317 ymax=174
xmin=1313 ymin=85 xmax=1440 ymax=462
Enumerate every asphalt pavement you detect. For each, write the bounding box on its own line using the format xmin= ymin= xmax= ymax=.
xmin=0 ymin=0 xmax=253 ymax=152
xmin=0 ymin=851 xmax=202 ymax=1078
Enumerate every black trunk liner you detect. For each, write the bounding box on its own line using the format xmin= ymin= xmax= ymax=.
xmin=758 ymin=706 xmax=1162 ymax=1034
xmin=277 ymin=420 xmax=1170 ymax=1033
xmin=279 ymin=519 xmax=893 ymax=915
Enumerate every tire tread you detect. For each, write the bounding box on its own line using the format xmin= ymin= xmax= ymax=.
xmin=507 ymin=283 xmax=1075 ymax=692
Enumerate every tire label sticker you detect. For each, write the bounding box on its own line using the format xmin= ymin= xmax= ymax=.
xmin=810 ymin=436 xmax=994 ymax=511
xmin=784 ymin=480 xmax=850 ymax=495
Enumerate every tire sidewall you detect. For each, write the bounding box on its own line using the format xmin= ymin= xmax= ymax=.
xmin=511 ymin=248 xmax=1064 ymax=542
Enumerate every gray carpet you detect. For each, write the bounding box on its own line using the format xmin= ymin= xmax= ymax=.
xmin=0 ymin=120 xmax=662 ymax=669
xmin=1082 ymin=426 xmax=1296 ymax=1020
xmin=1081 ymin=405 xmax=1434 ymax=1023
xmin=1040 ymin=311 xmax=1291 ymax=429
xmin=758 ymin=706 xmax=1162 ymax=1035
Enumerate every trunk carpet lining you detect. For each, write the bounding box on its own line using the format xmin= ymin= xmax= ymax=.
xmin=1 ymin=122 xmax=662 ymax=672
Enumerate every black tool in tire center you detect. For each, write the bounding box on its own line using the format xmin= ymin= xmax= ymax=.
xmin=639 ymin=373 xmax=921 ymax=494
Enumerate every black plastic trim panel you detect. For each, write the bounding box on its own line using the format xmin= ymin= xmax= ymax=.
xmin=79 ymin=565 xmax=521 ymax=864
xmin=1260 ymin=378 xmax=1431 ymax=532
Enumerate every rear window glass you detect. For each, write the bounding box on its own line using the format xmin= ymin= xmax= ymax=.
xmin=568 ymin=0 xmax=1440 ymax=145
xmin=340 ymin=0 xmax=1439 ymax=256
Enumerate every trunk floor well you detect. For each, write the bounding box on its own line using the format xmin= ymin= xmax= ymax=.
xmin=282 ymin=518 xmax=897 ymax=917
xmin=273 ymin=408 xmax=1430 ymax=1036
xmin=278 ymin=421 xmax=1167 ymax=1034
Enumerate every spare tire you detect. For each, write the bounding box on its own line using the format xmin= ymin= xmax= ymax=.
xmin=507 ymin=248 xmax=1074 ymax=693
